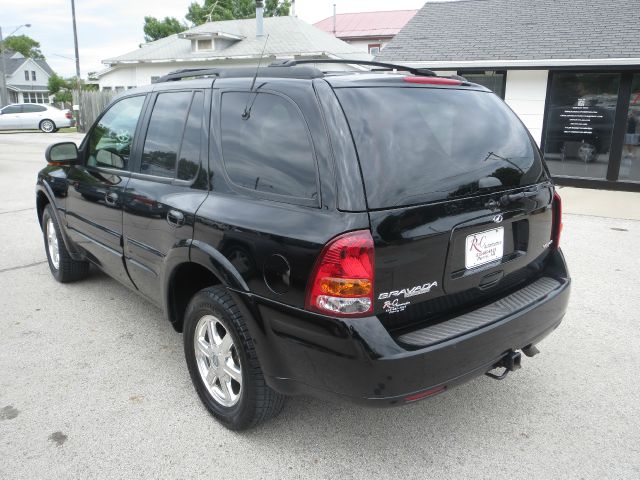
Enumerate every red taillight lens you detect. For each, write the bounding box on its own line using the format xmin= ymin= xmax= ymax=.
xmin=305 ymin=230 xmax=374 ymax=317
xmin=65 ymin=111 xmax=73 ymax=119
xmin=551 ymin=190 xmax=563 ymax=249
xmin=403 ymin=76 xmax=462 ymax=85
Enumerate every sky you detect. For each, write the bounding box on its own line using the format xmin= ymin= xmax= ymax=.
xmin=0 ymin=0 xmax=431 ymax=78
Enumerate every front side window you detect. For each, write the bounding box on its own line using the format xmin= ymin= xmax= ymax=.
xmin=220 ymin=92 xmax=317 ymax=200
xmin=87 ymin=95 xmax=146 ymax=170
xmin=141 ymin=91 xmax=193 ymax=178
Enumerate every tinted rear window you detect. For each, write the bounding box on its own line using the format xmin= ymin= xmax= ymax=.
xmin=335 ymin=87 xmax=546 ymax=208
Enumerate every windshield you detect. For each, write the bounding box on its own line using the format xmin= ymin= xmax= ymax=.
xmin=335 ymin=87 xmax=546 ymax=209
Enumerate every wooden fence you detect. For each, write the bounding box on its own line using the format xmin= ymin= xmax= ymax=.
xmin=73 ymin=90 xmax=116 ymax=132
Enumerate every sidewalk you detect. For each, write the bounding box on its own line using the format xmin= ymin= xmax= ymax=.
xmin=557 ymin=186 xmax=640 ymax=221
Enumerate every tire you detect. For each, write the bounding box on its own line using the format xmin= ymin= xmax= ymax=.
xmin=42 ymin=204 xmax=89 ymax=282
xmin=39 ymin=119 xmax=56 ymax=133
xmin=184 ymin=286 xmax=285 ymax=430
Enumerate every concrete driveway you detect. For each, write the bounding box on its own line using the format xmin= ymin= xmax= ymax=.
xmin=0 ymin=132 xmax=639 ymax=479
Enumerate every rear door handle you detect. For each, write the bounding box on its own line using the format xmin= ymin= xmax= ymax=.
xmin=167 ymin=209 xmax=184 ymax=227
xmin=105 ymin=192 xmax=118 ymax=206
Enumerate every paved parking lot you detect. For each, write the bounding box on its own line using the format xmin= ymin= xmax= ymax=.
xmin=1 ymin=132 xmax=639 ymax=479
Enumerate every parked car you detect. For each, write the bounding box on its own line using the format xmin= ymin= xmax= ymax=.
xmin=35 ymin=61 xmax=570 ymax=430
xmin=0 ymin=103 xmax=74 ymax=132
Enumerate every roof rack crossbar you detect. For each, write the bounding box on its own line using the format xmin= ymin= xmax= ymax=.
xmin=269 ymin=59 xmax=437 ymax=77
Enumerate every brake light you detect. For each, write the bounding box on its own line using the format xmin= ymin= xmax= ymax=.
xmin=404 ymin=385 xmax=446 ymax=402
xmin=65 ymin=111 xmax=73 ymax=119
xmin=551 ymin=191 xmax=563 ymax=249
xmin=305 ymin=230 xmax=374 ymax=317
xmin=403 ymin=76 xmax=462 ymax=85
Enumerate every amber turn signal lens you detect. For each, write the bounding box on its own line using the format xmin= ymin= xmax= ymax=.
xmin=319 ymin=278 xmax=372 ymax=297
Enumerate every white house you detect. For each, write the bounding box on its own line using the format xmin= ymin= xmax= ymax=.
xmin=377 ymin=0 xmax=640 ymax=191
xmin=1 ymin=51 xmax=54 ymax=105
xmin=313 ymin=9 xmax=417 ymax=55
xmin=97 ymin=16 xmax=371 ymax=91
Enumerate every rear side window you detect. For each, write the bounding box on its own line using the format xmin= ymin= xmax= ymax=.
xmin=141 ymin=91 xmax=193 ymax=178
xmin=22 ymin=104 xmax=46 ymax=113
xmin=335 ymin=87 xmax=546 ymax=208
xmin=220 ymin=92 xmax=317 ymax=201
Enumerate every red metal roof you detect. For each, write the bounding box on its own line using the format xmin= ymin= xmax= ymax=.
xmin=313 ymin=9 xmax=418 ymax=39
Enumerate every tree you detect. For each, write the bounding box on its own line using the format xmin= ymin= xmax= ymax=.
xmin=1 ymin=34 xmax=44 ymax=59
xmin=143 ymin=16 xmax=187 ymax=42
xmin=186 ymin=0 xmax=290 ymax=26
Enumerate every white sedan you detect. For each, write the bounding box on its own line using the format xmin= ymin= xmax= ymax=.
xmin=0 ymin=103 xmax=75 ymax=133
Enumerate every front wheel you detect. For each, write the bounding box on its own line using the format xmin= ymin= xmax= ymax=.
xmin=184 ymin=286 xmax=285 ymax=430
xmin=39 ymin=119 xmax=56 ymax=133
xmin=42 ymin=205 xmax=89 ymax=282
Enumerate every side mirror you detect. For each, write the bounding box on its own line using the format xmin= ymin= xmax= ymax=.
xmin=45 ymin=142 xmax=78 ymax=165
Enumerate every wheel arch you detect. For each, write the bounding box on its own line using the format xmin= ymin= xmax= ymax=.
xmin=164 ymin=240 xmax=251 ymax=333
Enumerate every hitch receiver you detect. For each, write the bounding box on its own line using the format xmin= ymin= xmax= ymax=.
xmin=485 ymin=351 xmax=522 ymax=380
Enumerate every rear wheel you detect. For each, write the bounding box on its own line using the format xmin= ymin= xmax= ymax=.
xmin=39 ymin=119 xmax=56 ymax=133
xmin=42 ymin=205 xmax=89 ymax=282
xmin=184 ymin=286 xmax=285 ymax=430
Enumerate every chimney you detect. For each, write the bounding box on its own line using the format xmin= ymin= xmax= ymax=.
xmin=256 ymin=1 xmax=264 ymax=37
xmin=332 ymin=4 xmax=337 ymax=36
xmin=290 ymin=0 xmax=296 ymax=17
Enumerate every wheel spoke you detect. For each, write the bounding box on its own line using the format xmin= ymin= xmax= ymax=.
xmin=223 ymin=359 xmax=242 ymax=383
xmin=218 ymin=377 xmax=232 ymax=400
xmin=205 ymin=367 xmax=217 ymax=387
xmin=196 ymin=337 xmax=211 ymax=358
xmin=220 ymin=333 xmax=233 ymax=354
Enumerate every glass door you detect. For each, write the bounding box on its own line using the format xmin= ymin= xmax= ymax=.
xmin=619 ymin=74 xmax=640 ymax=182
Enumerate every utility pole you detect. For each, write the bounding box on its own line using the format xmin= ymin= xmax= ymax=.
xmin=70 ymin=0 xmax=83 ymax=131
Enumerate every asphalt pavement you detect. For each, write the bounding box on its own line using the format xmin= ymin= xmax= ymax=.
xmin=0 ymin=131 xmax=639 ymax=479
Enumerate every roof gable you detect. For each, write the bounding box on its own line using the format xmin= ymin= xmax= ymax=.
xmin=377 ymin=0 xmax=640 ymax=63
xmin=103 ymin=16 xmax=368 ymax=65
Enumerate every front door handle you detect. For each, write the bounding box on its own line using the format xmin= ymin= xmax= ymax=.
xmin=167 ymin=209 xmax=184 ymax=227
xmin=105 ymin=192 xmax=118 ymax=206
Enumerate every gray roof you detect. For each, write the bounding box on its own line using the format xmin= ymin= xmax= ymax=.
xmin=0 ymin=51 xmax=54 ymax=76
xmin=104 ymin=16 xmax=369 ymax=64
xmin=377 ymin=0 xmax=640 ymax=64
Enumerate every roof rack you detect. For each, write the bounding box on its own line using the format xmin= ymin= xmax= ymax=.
xmin=156 ymin=68 xmax=221 ymax=83
xmin=156 ymin=65 xmax=325 ymax=83
xmin=269 ymin=59 xmax=437 ymax=77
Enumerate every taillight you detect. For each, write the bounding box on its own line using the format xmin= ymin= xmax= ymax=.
xmin=403 ymin=76 xmax=462 ymax=85
xmin=65 ymin=111 xmax=73 ymax=119
xmin=305 ymin=230 xmax=374 ymax=317
xmin=551 ymin=190 xmax=563 ymax=249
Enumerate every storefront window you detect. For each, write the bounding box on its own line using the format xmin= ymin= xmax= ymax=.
xmin=458 ymin=71 xmax=506 ymax=98
xmin=619 ymin=74 xmax=640 ymax=182
xmin=543 ymin=72 xmax=620 ymax=179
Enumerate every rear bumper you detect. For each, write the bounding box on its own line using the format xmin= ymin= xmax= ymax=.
xmin=239 ymin=249 xmax=570 ymax=406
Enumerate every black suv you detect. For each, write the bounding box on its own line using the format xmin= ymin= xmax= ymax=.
xmin=36 ymin=61 xmax=570 ymax=430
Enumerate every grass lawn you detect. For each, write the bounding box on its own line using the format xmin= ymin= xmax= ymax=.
xmin=57 ymin=127 xmax=79 ymax=133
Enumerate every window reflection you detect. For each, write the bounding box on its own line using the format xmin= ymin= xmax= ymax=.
xmin=620 ymin=74 xmax=640 ymax=182
xmin=543 ymin=73 xmax=620 ymax=179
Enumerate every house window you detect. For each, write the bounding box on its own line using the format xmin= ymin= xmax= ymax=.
xmin=197 ymin=39 xmax=213 ymax=51
xmin=24 ymin=70 xmax=29 ymax=81
xmin=32 ymin=71 xmax=36 ymax=81
xmin=457 ymin=70 xmax=506 ymax=99
xmin=368 ymin=44 xmax=381 ymax=55
xmin=150 ymin=76 xmax=160 ymax=84
xmin=102 ymin=87 xmax=112 ymax=92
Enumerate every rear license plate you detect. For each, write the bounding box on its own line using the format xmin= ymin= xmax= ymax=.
xmin=465 ymin=227 xmax=504 ymax=269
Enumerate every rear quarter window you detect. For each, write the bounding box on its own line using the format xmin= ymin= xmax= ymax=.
xmin=220 ymin=91 xmax=318 ymax=203
xmin=335 ymin=87 xmax=546 ymax=208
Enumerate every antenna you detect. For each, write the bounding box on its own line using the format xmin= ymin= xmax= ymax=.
xmin=242 ymin=34 xmax=270 ymax=120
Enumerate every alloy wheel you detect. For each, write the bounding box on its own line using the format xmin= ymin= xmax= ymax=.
xmin=194 ymin=314 xmax=242 ymax=407
xmin=46 ymin=218 xmax=60 ymax=269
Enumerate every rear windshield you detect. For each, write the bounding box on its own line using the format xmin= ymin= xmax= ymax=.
xmin=335 ymin=87 xmax=546 ymax=209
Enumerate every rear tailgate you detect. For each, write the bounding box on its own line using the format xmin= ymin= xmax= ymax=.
xmin=369 ymin=185 xmax=554 ymax=330
xmin=334 ymin=82 xmax=554 ymax=332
